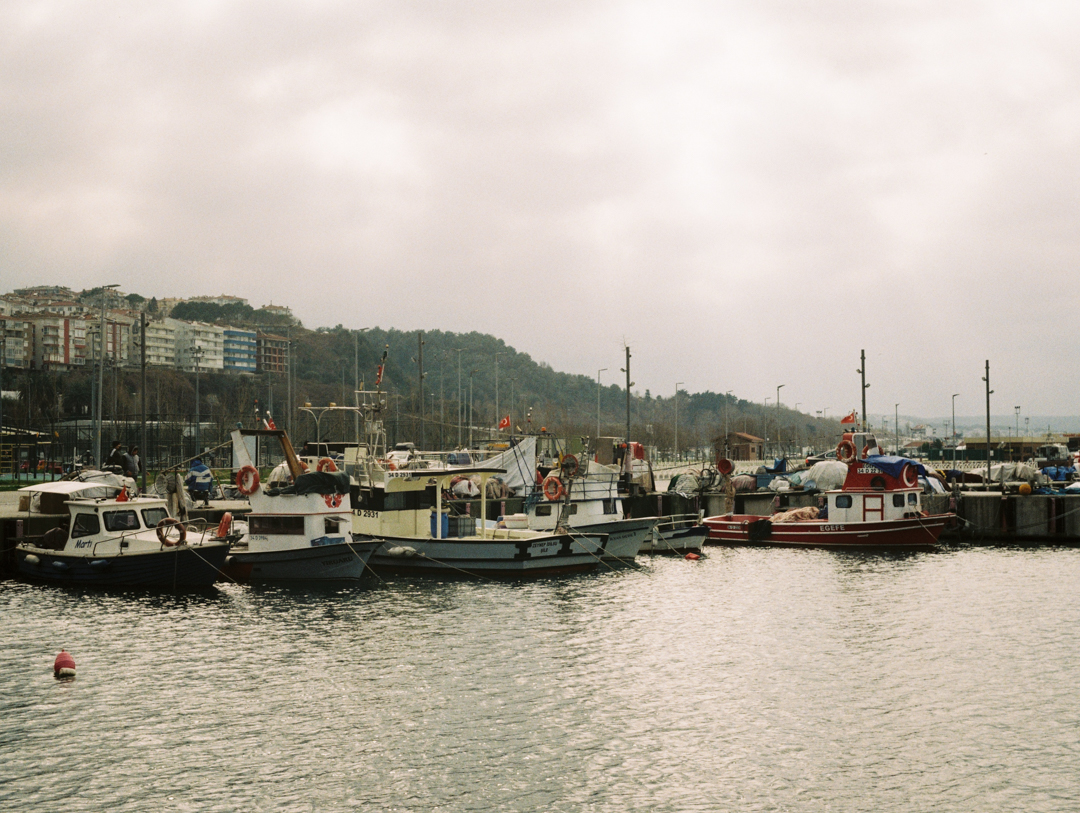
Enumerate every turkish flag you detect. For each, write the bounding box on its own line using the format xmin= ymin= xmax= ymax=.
xmin=840 ymin=410 xmax=856 ymax=425
xmin=498 ymin=415 xmax=510 ymax=429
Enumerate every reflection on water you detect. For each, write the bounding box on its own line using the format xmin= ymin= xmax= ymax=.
xmin=3 ymin=548 xmax=1080 ymax=812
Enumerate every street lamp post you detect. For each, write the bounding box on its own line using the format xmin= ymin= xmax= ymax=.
xmin=1014 ymin=406 xmax=1021 ymax=462
xmin=93 ymin=284 xmax=119 ymax=466
xmin=454 ymin=348 xmax=463 ymax=447
xmin=776 ymin=384 xmax=785 ymax=454
xmin=675 ymin=382 xmax=684 ymax=461
xmin=724 ymin=391 xmax=732 ymax=458
xmin=982 ymin=360 xmax=993 ymax=486
xmin=468 ymin=369 xmax=477 ymax=449
xmin=597 ymin=368 xmax=607 ymax=439
xmin=495 ymin=352 xmax=502 ymax=429
xmin=895 ymin=403 xmax=899 ymax=455
xmin=191 ymin=342 xmax=204 ymax=459
xmin=952 ymin=393 xmax=959 ymax=464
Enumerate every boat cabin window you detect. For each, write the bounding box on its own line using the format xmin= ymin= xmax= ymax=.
xmin=893 ymin=495 xmax=905 ymax=507
xmin=908 ymin=493 xmax=919 ymax=505
xmin=603 ymin=499 xmax=617 ymax=515
xmin=141 ymin=507 xmax=169 ymax=528
xmin=535 ymin=505 xmax=552 ymax=516
xmin=324 ymin=517 xmax=343 ymax=535
xmin=103 ymin=510 xmax=140 ymax=532
xmin=71 ymin=513 xmax=100 ymax=538
xmin=249 ymin=515 xmax=306 ymax=535
xmin=835 ymin=495 xmax=853 ymax=509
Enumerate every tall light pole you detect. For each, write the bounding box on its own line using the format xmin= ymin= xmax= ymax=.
xmin=675 ymin=382 xmax=684 ymax=461
xmin=454 ymin=348 xmax=463 ymax=447
xmin=495 ymin=352 xmax=502 ymax=428
xmin=597 ymin=368 xmax=607 ymax=439
xmin=856 ymin=349 xmax=869 ymax=431
xmin=982 ymin=360 xmax=993 ymax=485
xmin=724 ymin=390 xmax=733 ymax=458
xmin=765 ymin=397 xmax=771 ymax=453
xmin=776 ymin=384 xmax=785 ymax=453
xmin=621 ymin=346 xmax=632 ymax=443
xmin=795 ymin=403 xmax=801 ymax=451
xmin=1014 ymin=405 xmax=1021 ymax=462
xmin=508 ymin=377 xmax=516 ymax=433
xmin=191 ymin=342 xmax=204 ymax=459
xmin=952 ymin=393 xmax=959 ymax=464
xmin=895 ymin=403 xmax=899 ymax=455
xmin=468 ymin=369 xmax=477 ymax=449
xmin=93 ymin=284 xmax=119 ymax=466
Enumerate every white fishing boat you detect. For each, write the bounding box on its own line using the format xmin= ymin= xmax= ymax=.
xmin=219 ymin=429 xmax=381 ymax=582
xmin=527 ymin=451 xmax=656 ymax=562
xmin=15 ymin=493 xmax=229 ymax=587
xmin=352 ymin=464 xmax=608 ymax=577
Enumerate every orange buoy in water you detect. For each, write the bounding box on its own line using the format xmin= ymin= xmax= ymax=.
xmin=54 ymin=650 xmax=76 ymax=677
xmin=685 ymin=552 xmax=701 ymax=560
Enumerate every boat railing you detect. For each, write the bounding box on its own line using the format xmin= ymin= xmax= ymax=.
xmin=653 ymin=513 xmax=700 ymax=533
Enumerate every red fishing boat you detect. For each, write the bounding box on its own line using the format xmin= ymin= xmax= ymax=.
xmin=703 ymin=432 xmax=953 ymax=551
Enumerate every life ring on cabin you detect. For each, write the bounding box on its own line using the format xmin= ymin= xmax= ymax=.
xmin=542 ymin=475 xmax=565 ymax=501
xmin=236 ymin=465 xmax=260 ymax=496
xmin=216 ymin=512 xmax=233 ymax=539
xmin=156 ymin=517 xmax=186 ymax=547
xmin=901 ymin=463 xmax=918 ymax=488
xmin=717 ymin=457 xmax=734 ymax=476
xmin=862 ymin=445 xmax=875 ymax=458
xmin=836 ymin=440 xmax=857 ymax=465
xmin=316 ymin=457 xmax=337 ymax=473
xmin=561 ymin=454 xmax=580 ymax=477
xmin=324 ymin=493 xmax=343 ymax=509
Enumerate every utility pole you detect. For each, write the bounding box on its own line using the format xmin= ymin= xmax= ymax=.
xmin=417 ymin=332 xmax=425 ymax=449
xmin=857 ymin=349 xmax=869 ymax=431
xmin=140 ymin=312 xmax=147 ymax=492
xmin=894 ymin=403 xmax=899 ymax=456
xmin=495 ymin=351 xmax=502 ymax=429
xmin=93 ymin=284 xmax=119 ymax=466
xmin=982 ymin=360 xmax=993 ymax=486
xmin=454 ymin=348 xmax=463 ymax=447
xmin=192 ymin=342 xmax=204 ymax=459
xmin=776 ymin=384 xmax=785 ymax=454
xmin=675 ymin=382 xmax=684 ymax=461
xmin=621 ymin=346 xmax=632 ymax=442
xmin=597 ymin=368 xmax=607 ymax=439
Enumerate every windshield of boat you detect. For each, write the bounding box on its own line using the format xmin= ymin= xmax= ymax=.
xmin=71 ymin=513 xmax=100 ymax=538
xmin=103 ymin=510 xmax=140 ymax=532
xmin=141 ymin=507 xmax=169 ymax=528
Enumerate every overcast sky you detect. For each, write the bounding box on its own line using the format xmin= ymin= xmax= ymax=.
xmin=3 ymin=1 xmax=1078 ymax=421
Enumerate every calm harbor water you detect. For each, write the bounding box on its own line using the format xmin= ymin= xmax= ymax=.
xmin=3 ymin=545 xmax=1079 ymax=812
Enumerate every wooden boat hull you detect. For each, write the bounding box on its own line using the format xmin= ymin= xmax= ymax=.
xmin=702 ymin=513 xmax=951 ymax=551
xmin=366 ymin=531 xmax=608 ymax=577
xmin=220 ymin=537 xmax=382 ymax=582
xmin=16 ymin=542 xmax=230 ymax=587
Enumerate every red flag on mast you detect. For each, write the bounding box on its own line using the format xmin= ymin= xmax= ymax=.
xmin=840 ymin=410 xmax=856 ymax=425
xmin=498 ymin=415 xmax=510 ymax=429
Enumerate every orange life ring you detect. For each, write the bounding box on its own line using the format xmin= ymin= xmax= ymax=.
xmin=837 ymin=440 xmax=857 ymax=465
xmin=156 ymin=517 xmax=186 ymax=547
xmin=561 ymin=454 xmax=579 ymax=477
xmin=316 ymin=457 xmax=337 ymax=473
xmin=862 ymin=445 xmax=874 ymax=458
xmin=216 ymin=512 xmax=233 ymax=539
xmin=324 ymin=493 xmax=343 ymax=509
xmin=236 ymin=465 xmax=260 ymax=496
xmin=542 ymin=475 xmax=565 ymax=501
xmin=717 ymin=457 xmax=734 ymax=476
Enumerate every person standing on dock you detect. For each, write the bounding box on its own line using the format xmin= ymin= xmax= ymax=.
xmin=185 ymin=458 xmax=214 ymax=507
